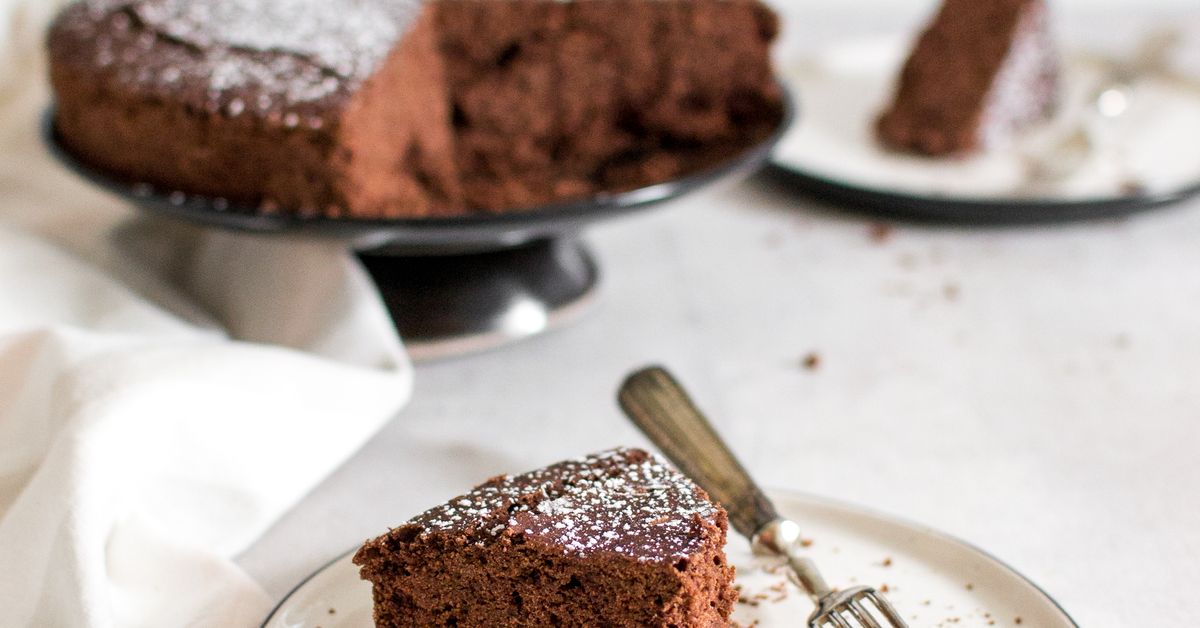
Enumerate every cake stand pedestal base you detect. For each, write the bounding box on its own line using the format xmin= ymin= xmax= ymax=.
xmin=359 ymin=238 xmax=599 ymax=362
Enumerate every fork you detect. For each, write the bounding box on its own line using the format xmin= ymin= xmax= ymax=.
xmin=618 ymin=366 xmax=907 ymax=628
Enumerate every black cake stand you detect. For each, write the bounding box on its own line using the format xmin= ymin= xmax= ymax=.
xmin=44 ymin=101 xmax=793 ymax=360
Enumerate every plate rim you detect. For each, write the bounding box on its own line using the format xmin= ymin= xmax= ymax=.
xmin=767 ymin=162 xmax=1200 ymax=225
xmin=260 ymin=488 xmax=1079 ymax=627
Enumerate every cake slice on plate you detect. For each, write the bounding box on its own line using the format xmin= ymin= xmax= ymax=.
xmin=353 ymin=447 xmax=735 ymax=627
xmin=876 ymin=0 xmax=1059 ymax=156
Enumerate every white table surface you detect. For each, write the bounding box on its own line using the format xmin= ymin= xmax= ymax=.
xmin=237 ymin=9 xmax=1200 ymax=628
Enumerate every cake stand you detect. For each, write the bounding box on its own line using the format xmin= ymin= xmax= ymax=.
xmin=43 ymin=101 xmax=792 ymax=360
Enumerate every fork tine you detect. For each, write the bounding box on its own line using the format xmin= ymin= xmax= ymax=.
xmin=862 ymin=590 xmax=907 ymax=626
xmin=845 ymin=599 xmax=884 ymax=628
xmin=821 ymin=609 xmax=856 ymax=628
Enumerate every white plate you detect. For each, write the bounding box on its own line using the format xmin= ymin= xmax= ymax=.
xmin=772 ymin=35 xmax=1200 ymax=203
xmin=262 ymin=491 xmax=1076 ymax=627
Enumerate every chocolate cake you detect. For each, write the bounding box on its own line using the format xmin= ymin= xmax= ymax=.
xmin=875 ymin=0 xmax=1058 ymax=156
xmin=47 ymin=0 xmax=783 ymax=218
xmin=353 ymin=448 xmax=736 ymax=627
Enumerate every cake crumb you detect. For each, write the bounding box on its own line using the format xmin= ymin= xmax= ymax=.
xmin=1119 ymin=179 xmax=1147 ymax=195
xmin=880 ymin=583 xmax=890 ymax=593
xmin=1015 ymin=618 xmax=1023 ymax=625
xmin=881 ymin=556 xmax=893 ymax=567
xmin=801 ymin=352 xmax=821 ymax=371
xmin=965 ymin=583 xmax=974 ymax=591
xmin=799 ymin=537 xmax=814 ymax=547
xmin=869 ymin=222 xmax=895 ymax=244
xmin=943 ymin=282 xmax=960 ymax=301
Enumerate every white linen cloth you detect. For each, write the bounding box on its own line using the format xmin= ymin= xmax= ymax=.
xmin=0 ymin=2 xmax=412 ymax=626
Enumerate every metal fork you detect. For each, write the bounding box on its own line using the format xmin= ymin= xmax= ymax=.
xmin=618 ymin=366 xmax=907 ymax=628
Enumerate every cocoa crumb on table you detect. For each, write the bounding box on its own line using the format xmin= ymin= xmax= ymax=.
xmin=869 ymin=222 xmax=895 ymax=244
xmin=801 ymin=352 xmax=821 ymax=371
xmin=943 ymin=282 xmax=960 ymax=301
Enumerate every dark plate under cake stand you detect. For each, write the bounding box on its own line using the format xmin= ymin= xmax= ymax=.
xmin=43 ymin=98 xmax=793 ymax=360
xmin=766 ymin=162 xmax=1200 ymax=225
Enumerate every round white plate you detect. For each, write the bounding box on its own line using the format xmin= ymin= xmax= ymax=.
xmin=262 ymin=491 xmax=1076 ymax=627
xmin=770 ymin=36 xmax=1200 ymax=221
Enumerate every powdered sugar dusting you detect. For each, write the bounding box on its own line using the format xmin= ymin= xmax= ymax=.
xmin=410 ymin=448 xmax=722 ymax=563
xmin=73 ymin=0 xmax=423 ymax=112
xmin=129 ymin=0 xmax=417 ymax=80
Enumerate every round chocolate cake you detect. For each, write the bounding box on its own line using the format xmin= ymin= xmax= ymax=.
xmin=48 ymin=0 xmax=784 ymax=218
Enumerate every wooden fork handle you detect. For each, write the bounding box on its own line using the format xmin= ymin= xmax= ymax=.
xmin=617 ymin=365 xmax=778 ymax=539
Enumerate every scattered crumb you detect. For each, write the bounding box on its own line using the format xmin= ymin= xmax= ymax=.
xmin=737 ymin=590 xmax=771 ymax=607
xmin=965 ymin=583 xmax=974 ymax=591
xmin=943 ymin=282 xmax=960 ymax=301
xmin=1119 ymin=179 xmax=1147 ymax=196
xmin=801 ymin=352 xmax=821 ymax=371
xmin=328 ymin=608 xmax=336 ymax=615
xmin=881 ymin=557 xmax=893 ymax=567
xmin=869 ymin=222 xmax=895 ymax=244
xmin=736 ymin=595 xmax=759 ymax=607
xmin=880 ymin=583 xmax=890 ymax=593
xmin=799 ymin=538 xmax=814 ymax=548
xmin=1015 ymin=618 xmax=1023 ymax=625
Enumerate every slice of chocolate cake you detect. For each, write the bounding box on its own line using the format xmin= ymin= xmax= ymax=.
xmin=876 ymin=0 xmax=1059 ymax=156
xmin=47 ymin=0 xmax=783 ymax=218
xmin=353 ymin=448 xmax=735 ymax=627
